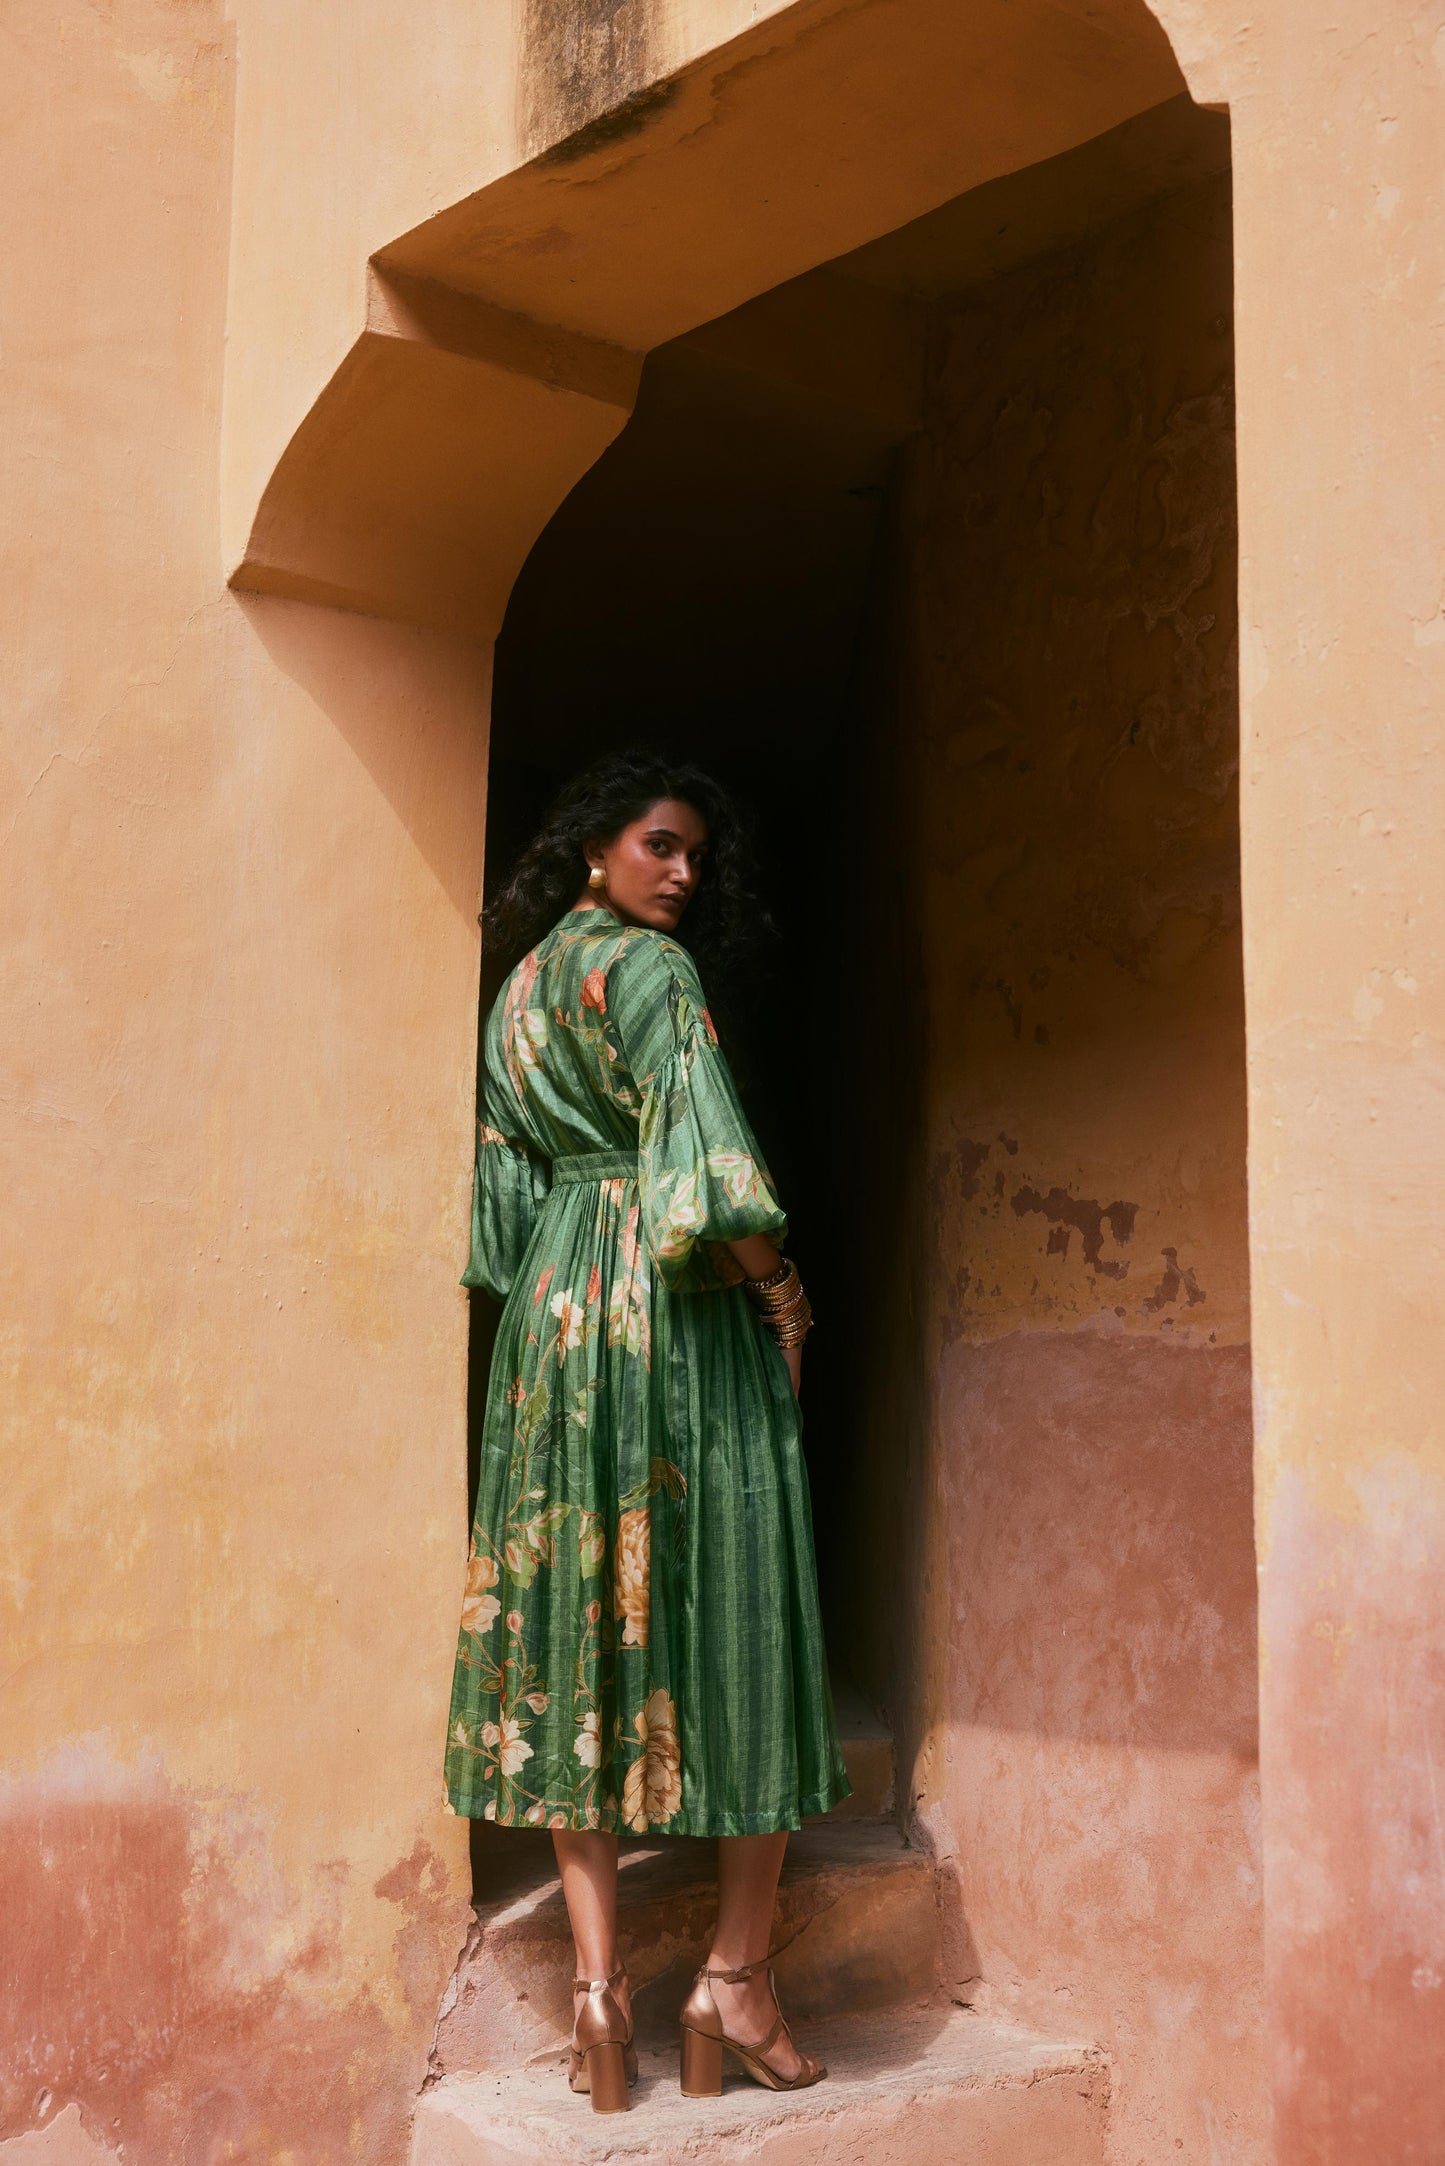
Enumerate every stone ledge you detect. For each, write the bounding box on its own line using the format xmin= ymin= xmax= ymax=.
xmin=413 ymin=2005 xmax=1107 ymax=2166
xmin=435 ymin=1823 xmax=939 ymax=2077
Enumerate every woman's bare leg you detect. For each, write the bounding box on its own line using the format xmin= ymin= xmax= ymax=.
xmin=706 ymin=1831 xmax=804 ymax=2079
xmin=553 ymin=1831 xmax=632 ymax=2034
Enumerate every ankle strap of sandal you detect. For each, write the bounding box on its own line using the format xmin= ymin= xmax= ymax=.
xmin=701 ymin=1951 xmax=775 ymax=1985
xmin=573 ymin=1961 xmax=627 ymax=1991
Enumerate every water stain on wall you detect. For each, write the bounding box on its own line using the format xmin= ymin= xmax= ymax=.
xmin=521 ymin=0 xmax=669 ymax=163
xmin=0 ymin=1752 xmax=445 ymax=2164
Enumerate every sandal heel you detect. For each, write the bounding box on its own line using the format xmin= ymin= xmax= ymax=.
xmin=582 ymin=2038 xmax=631 ymax=2115
xmin=680 ymin=2026 xmax=724 ymax=2097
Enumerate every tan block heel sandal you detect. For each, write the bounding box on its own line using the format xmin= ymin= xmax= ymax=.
xmin=678 ymin=1955 xmax=826 ymax=2097
xmin=568 ymin=1963 xmax=637 ymax=2113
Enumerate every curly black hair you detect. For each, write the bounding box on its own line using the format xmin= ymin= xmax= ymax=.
xmin=483 ymin=749 xmax=771 ymax=992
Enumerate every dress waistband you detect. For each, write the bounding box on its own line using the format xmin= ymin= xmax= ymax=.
xmin=550 ymin=1149 xmax=641 ymax=1185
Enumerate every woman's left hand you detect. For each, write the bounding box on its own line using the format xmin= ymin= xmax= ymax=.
xmin=782 ymin=1347 xmax=802 ymax=1399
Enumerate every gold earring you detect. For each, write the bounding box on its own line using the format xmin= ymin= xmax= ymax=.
xmin=588 ymin=866 xmax=607 ymax=893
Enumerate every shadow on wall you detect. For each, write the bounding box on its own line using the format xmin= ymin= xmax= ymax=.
xmin=939 ymin=1334 xmax=1256 ymax=1759
xmin=233 ymin=594 xmax=492 ymax=929
xmin=837 ymin=153 xmax=1264 ymax=2162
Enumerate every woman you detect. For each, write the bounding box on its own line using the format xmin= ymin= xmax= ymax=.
xmin=444 ymin=750 xmax=849 ymax=2113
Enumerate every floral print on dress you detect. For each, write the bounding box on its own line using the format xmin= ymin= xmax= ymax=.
xmin=460 ymin=1545 xmax=501 ymax=1635
xmin=622 ymin=1687 xmax=683 ymax=1832
xmin=613 ymin=1508 xmax=650 ymax=1648
xmin=443 ymin=907 xmax=850 ymax=1835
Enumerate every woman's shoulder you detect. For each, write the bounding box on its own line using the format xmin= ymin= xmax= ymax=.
xmin=605 ymin=923 xmax=707 ymax=1001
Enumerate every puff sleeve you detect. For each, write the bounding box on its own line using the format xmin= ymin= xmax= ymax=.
xmin=615 ymin=936 xmax=787 ymax=1291
xmin=460 ymin=1113 xmax=551 ymax=1300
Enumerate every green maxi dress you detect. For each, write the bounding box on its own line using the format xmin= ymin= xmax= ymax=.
xmin=444 ymin=905 xmax=849 ymax=1835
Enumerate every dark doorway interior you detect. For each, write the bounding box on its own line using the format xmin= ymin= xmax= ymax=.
xmin=470 ymin=287 xmax=914 ymax=1624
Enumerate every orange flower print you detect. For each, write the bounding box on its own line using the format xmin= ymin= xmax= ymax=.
xmin=460 ymin=1545 xmax=501 ymax=1635
xmin=622 ymin=1688 xmax=682 ymax=1831
xmin=614 ymin=1508 xmax=650 ymax=1648
xmin=533 ymin=1264 xmax=555 ymax=1308
xmin=587 ymin=1263 xmax=602 ymax=1305
xmin=581 ymin=968 xmax=608 ymax=1013
xmin=700 ymin=1007 xmax=718 ymax=1044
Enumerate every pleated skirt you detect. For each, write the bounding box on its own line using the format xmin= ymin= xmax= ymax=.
xmin=444 ymin=1167 xmax=850 ymax=1835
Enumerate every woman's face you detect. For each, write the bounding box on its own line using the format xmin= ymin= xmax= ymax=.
xmin=585 ymin=797 xmax=709 ymax=933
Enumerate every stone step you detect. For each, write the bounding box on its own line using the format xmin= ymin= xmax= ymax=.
xmin=436 ymin=1821 xmax=937 ymax=2078
xmin=820 ymin=1673 xmax=894 ymax=1822
xmin=413 ymin=2005 xmax=1107 ymax=2166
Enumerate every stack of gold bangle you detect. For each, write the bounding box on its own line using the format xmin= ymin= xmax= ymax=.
xmin=743 ymin=1257 xmax=814 ymax=1349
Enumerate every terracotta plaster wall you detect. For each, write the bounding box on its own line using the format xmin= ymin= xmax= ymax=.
xmin=851 ymin=178 xmax=1266 ymax=2162
xmin=1220 ymin=6 xmax=1445 ymax=2157
xmin=1 ymin=6 xmax=485 ymax=2158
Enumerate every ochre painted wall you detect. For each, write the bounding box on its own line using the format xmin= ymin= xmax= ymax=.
xmin=5 ymin=0 xmax=1444 ymax=2156
xmin=1202 ymin=6 xmax=1445 ymax=2157
xmin=848 ymin=175 xmax=1265 ymax=2163
xmin=1 ymin=5 xmax=487 ymax=2156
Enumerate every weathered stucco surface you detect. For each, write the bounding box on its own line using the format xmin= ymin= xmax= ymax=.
xmin=842 ymin=175 xmax=1264 ymax=2164
xmin=3 ymin=0 xmax=1443 ymax=2157
xmin=2 ymin=4 xmax=482 ymax=2157
xmin=1223 ymin=7 xmax=1445 ymax=2155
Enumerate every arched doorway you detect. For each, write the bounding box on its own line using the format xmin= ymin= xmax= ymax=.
xmin=439 ymin=85 xmax=1260 ymax=2162
xmin=225 ymin=0 xmax=1267 ymax=2154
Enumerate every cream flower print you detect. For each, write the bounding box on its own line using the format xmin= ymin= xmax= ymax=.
xmin=655 ymin=1172 xmax=707 ymax=1261
xmin=500 ymin=951 xmax=545 ymax=1096
xmin=511 ymin=1007 xmax=548 ymax=1074
xmin=550 ymin=1286 xmax=586 ymax=1352
xmin=706 ymin=1149 xmax=763 ymax=1208
xmin=481 ymin=1715 xmax=533 ymax=1779
xmin=574 ymin=1710 xmax=602 ymax=1769
xmin=460 ymin=1546 xmax=501 ymax=1635
xmin=614 ymin=1508 xmax=651 ymax=1649
xmin=513 ymin=1013 xmax=548 ymax=1065
xmin=622 ymin=1687 xmax=682 ymax=1832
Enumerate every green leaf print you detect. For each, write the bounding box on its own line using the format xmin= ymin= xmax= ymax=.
xmin=578 ymin=1511 xmax=606 ymax=1576
xmin=516 ymin=1374 xmax=552 ymax=1444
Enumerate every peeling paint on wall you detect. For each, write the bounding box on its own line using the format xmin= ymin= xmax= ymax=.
xmin=0 ymin=1747 xmax=465 ymax=2164
xmin=847 ymin=168 xmax=1261 ymax=2164
xmin=910 ymin=173 xmax=1247 ymax=1354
